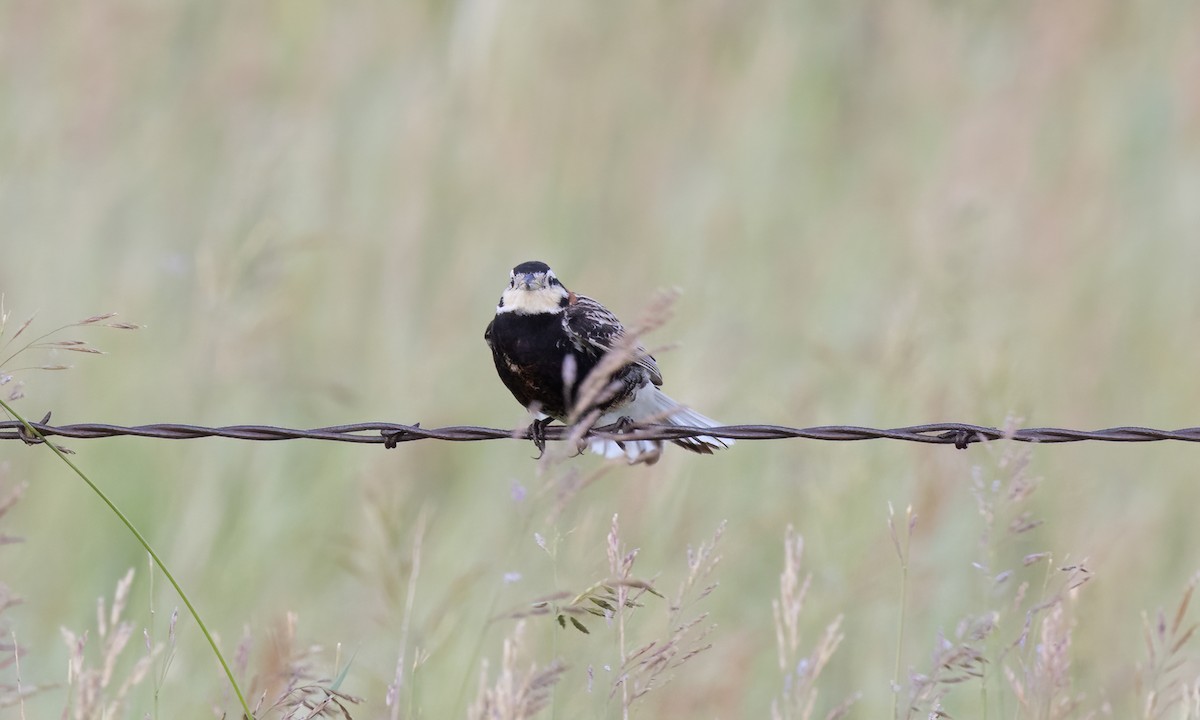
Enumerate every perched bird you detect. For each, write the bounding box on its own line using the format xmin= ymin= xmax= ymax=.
xmin=484 ymin=260 xmax=733 ymax=464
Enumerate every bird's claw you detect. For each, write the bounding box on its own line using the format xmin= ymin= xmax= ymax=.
xmin=528 ymin=416 xmax=554 ymax=459
xmin=612 ymin=415 xmax=638 ymax=433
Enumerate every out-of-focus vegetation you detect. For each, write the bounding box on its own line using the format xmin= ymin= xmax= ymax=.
xmin=2 ymin=0 xmax=1200 ymax=717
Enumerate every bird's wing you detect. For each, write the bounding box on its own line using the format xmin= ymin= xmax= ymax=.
xmin=563 ymin=294 xmax=663 ymax=386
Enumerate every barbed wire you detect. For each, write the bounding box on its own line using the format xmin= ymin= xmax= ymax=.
xmin=3 ymin=416 xmax=1200 ymax=450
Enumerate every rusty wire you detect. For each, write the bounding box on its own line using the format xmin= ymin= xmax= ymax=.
xmin=2 ymin=416 xmax=1200 ymax=449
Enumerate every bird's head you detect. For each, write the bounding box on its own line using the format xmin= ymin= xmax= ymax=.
xmin=497 ymin=260 xmax=570 ymax=314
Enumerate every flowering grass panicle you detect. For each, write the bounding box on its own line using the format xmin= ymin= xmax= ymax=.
xmin=60 ymin=569 xmax=161 ymax=720
xmin=0 ymin=304 xmax=140 ymax=397
xmin=615 ymin=519 xmax=724 ymax=711
xmin=1136 ymin=574 xmax=1200 ymax=720
xmin=246 ymin=612 xmax=362 ymax=719
xmin=467 ymin=621 xmax=567 ymax=720
xmin=771 ymin=525 xmax=855 ymax=720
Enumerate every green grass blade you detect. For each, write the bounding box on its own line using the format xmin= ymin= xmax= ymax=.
xmin=0 ymin=398 xmax=254 ymax=719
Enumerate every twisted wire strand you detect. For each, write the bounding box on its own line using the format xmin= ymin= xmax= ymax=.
xmin=3 ymin=418 xmax=1200 ymax=449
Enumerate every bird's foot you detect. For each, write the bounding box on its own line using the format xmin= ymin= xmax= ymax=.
xmin=528 ymin=416 xmax=555 ymax=459
xmin=612 ymin=415 xmax=638 ymax=433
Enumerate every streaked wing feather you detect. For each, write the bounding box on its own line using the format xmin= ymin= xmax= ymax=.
xmin=564 ymin=295 xmax=663 ymax=385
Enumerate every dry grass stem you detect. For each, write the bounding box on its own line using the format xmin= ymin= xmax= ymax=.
xmin=614 ymin=519 xmax=724 ymax=712
xmin=1 ymin=477 xmax=42 ymax=712
xmin=60 ymin=568 xmax=162 ymax=720
xmin=497 ymin=516 xmax=721 ymax=715
xmin=387 ymin=505 xmax=431 ymax=720
xmin=771 ymin=525 xmax=854 ymax=720
xmin=467 ymin=621 xmax=566 ymax=720
xmin=248 ymin=612 xmax=362 ymax=719
xmin=902 ymin=426 xmax=1101 ymax=719
xmin=1004 ymin=598 xmax=1086 ymax=720
xmin=608 ymin=513 xmax=634 ymax=717
xmin=1135 ymin=573 xmax=1200 ymax=720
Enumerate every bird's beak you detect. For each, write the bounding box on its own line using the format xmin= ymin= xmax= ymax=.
xmin=521 ymin=273 xmax=540 ymax=289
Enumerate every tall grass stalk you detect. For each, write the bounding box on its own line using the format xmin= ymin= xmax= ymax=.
xmin=451 ymin=484 xmax=545 ymax=718
xmin=387 ymin=504 xmax=430 ymax=720
xmin=11 ymin=629 xmax=26 ymax=720
xmin=607 ymin=513 xmax=632 ymax=719
xmin=889 ymin=502 xmax=914 ymax=720
xmin=0 ymin=397 xmax=252 ymax=719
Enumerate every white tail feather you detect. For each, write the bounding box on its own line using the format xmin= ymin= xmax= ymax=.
xmin=587 ymin=437 xmax=664 ymax=465
xmin=586 ymin=386 xmax=733 ymax=463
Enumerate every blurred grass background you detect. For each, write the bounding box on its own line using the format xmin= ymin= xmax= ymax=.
xmin=2 ymin=0 xmax=1200 ymax=717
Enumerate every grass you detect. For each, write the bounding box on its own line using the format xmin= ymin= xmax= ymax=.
xmin=3 ymin=0 xmax=1200 ymax=717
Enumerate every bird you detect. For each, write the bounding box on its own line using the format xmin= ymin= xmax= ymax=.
xmin=484 ymin=260 xmax=733 ymax=464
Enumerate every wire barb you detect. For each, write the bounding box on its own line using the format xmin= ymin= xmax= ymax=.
xmin=2 ymin=418 xmax=1200 ymax=448
xmin=16 ymin=411 xmax=53 ymax=446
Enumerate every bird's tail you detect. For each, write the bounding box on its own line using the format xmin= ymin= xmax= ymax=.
xmin=586 ymin=386 xmax=734 ymax=464
xmin=587 ymin=436 xmax=665 ymax=465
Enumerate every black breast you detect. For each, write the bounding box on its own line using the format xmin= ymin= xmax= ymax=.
xmin=485 ymin=312 xmax=595 ymax=419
